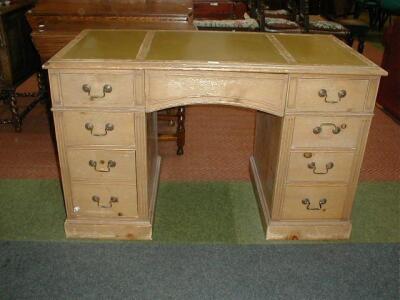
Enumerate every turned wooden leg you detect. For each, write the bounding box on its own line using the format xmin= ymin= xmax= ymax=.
xmin=176 ymin=106 xmax=185 ymax=155
xmin=9 ymin=89 xmax=22 ymax=132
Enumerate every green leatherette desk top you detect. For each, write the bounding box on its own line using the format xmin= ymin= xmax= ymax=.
xmin=47 ymin=29 xmax=386 ymax=76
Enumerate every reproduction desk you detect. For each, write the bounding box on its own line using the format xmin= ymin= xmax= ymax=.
xmin=44 ymin=30 xmax=386 ymax=240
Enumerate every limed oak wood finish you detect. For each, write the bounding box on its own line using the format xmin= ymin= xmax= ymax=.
xmin=26 ymin=1 xmax=192 ymax=154
xmin=45 ymin=30 xmax=386 ymax=240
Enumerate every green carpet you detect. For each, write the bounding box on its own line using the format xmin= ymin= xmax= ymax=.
xmin=0 ymin=179 xmax=399 ymax=243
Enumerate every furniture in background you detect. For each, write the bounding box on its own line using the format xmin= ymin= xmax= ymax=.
xmin=321 ymin=0 xmax=369 ymax=53
xmin=0 ymin=0 xmax=46 ymax=132
xmin=296 ymin=0 xmax=350 ymax=43
xmin=26 ymin=0 xmax=191 ymax=154
xmin=257 ymin=0 xmax=350 ymax=41
xmin=356 ymin=0 xmax=400 ymax=29
xmin=377 ymin=17 xmax=400 ymax=120
xmin=193 ymin=0 xmax=247 ymax=19
xmin=45 ymin=29 xmax=385 ymax=240
xmin=379 ymin=0 xmax=400 ymax=28
xmin=262 ymin=0 xmax=302 ymax=33
xmin=193 ymin=0 xmax=259 ymax=31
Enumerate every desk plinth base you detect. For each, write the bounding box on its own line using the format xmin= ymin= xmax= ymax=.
xmin=250 ymin=156 xmax=352 ymax=241
xmin=64 ymin=156 xmax=161 ymax=240
xmin=64 ymin=220 xmax=153 ymax=240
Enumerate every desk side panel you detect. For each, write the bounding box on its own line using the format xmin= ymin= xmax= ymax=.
xmin=253 ymin=112 xmax=283 ymax=223
xmin=147 ymin=112 xmax=160 ymax=224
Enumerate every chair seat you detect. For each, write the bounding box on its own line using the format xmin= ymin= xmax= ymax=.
xmin=265 ymin=17 xmax=300 ymax=30
xmin=309 ymin=20 xmax=347 ymax=32
xmin=194 ymin=13 xmax=259 ymax=29
xmin=264 ymin=9 xmax=290 ymax=19
xmin=336 ymin=18 xmax=369 ymax=28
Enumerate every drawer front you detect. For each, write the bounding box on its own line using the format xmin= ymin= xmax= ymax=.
xmin=71 ymin=183 xmax=138 ymax=218
xmin=281 ymin=186 xmax=347 ymax=220
xmin=287 ymin=151 xmax=355 ymax=183
xmin=67 ymin=149 xmax=136 ymax=181
xmin=146 ymin=71 xmax=287 ymax=115
xmin=289 ymin=77 xmax=369 ymax=112
xmin=292 ymin=116 xmax=364 ymax=149
xmin=59 ymin=73 xmax=135 ymax=107
xmin=63 ymin=111 xmax=135 ymax=147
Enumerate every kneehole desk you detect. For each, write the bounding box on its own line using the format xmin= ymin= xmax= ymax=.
xmin=44 ymin=30 xmax=386 ymax=240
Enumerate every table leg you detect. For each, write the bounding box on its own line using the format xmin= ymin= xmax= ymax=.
xmin=176 ymin=106 xmax=185 ymax=155
xmin=9 ymin=89 xmax=22 ymax=132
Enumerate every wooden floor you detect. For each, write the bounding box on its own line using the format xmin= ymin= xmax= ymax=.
xmin=0 ymin=42 xmax=398 ymax=181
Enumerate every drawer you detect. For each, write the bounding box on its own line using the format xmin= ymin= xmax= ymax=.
xmin=63 ymin=111 xmax=135 ymax=147
xmin=287 ymin=151 xmax=355 ymax=183
xmin=145 ymin=70 xmax=288 ymax=114
xmin=281 ymin=185 xmax=347 ymax=220
xmin=71 ymin=183 xmax=138 ymax=218
xmin=67 ymin=149 xmax=136 ymax=181
xmin=59 ymin=72 xmax=135 ymax=107
xmin=292 ymin=116 xmax=364 ymax=149
xmin=288 ymin=77 xmax=370 ymax=112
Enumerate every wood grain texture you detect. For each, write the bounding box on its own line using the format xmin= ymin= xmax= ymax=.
xmin=146 ymin=112 xmax=159 ymax=224
xmin=281 ymin=185 xmax=348 ymax=220
xmin=287 ymin=75 xmax=371 ymax=112
xmin=62 ymin=111 xmax=136 ymax=148
xmin=59 ymin=72 xmax=136 ymax=107
xmin=291 ymin=116 xmax=365 ymax=149
xmin=145 ymin=70 xmax=287 ymax=115
xmin=286 ymin=151 xmax=355 ymax=183
xmin=64 ymin=219 xmax=152 ymax=240
xmin=253 ymin=112 xmax=282 ymax=214
xmin=67 ymin=149 xmax=136 ymax=182
xmin=70 ymin=183 xmax=138 ymax=218
xmin=46 ymin=29 xmax=385 ymax=240
xmin=266 ymin=220 xmax=352 ymax=240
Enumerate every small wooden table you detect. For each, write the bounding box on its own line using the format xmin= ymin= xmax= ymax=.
xmin=45 ymin=30 xmax=386 ymax=240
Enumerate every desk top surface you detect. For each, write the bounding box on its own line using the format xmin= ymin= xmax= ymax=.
xmin=47 ymin=30 xmax=386 ymax=76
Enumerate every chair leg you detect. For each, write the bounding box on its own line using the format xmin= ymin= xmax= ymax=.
xmin=357 ymin=37 xmax=366 ymax=53
xmin=9 ymin=89 xmax=22 ymax=132
xmin=176 ymin=106 xmax=185 ymax=155
xmin=346 ymin=34 xmax=354 ymax=47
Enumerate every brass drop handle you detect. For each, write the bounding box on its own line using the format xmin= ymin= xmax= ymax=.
xmin=307 ymin=161 xmax=334 ymax=174
xmin=92 ymin=195 xmax=119 ymax=208
xmin=85 ymin=122 xmax=114 ymax=136
xmin=82 ymin=84 xmax=112 ymax=100
xmin=313 ymin=123 xmax=347 ymax=135
xmin=318 ymin=89 xmax=347 ymax=103
xmin=88 ymin=160 xmax=116 ymax=172
xmin=38 ymin=24 xmax=46 ymax=32
xmin=301 ymin=198 xmax=327 ymax=210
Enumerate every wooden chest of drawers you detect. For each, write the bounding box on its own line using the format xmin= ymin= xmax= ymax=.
xmin=45 ymin=30 xmax=386 ymax=240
